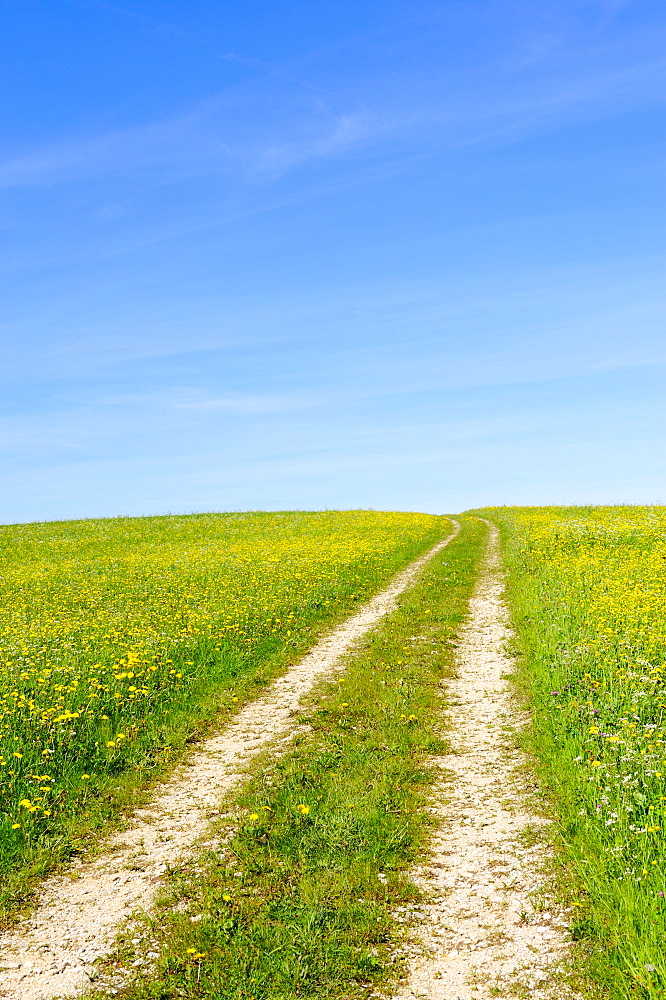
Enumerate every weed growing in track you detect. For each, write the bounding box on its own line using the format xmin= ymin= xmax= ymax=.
xmin=484 ymin=506 xmax=666 ymax=1000
xmin=0 ymin=510 xmax=444 ymax=913
xmin=96 ymin=518 xmax=486 ymax=1000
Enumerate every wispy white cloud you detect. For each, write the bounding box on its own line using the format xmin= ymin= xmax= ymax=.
xmin=0 ymin=109 xmax=233 ymax=188
xmin=249 ymin=113 xmax=385 ymax=177
xmin=0 ymin=29 xmax=662 ymax=192
xmin=63 ymin=0 xmax=213 ymax=47
xmin=93 ymin=389 xmax=323 ymax=415
xmin=66 ymin=0 xmax=274 ymax=63
xmin=175 ymin=392 xmax=321 ymax=414
xmin=0 ymin=100 xmax=405 ymax=190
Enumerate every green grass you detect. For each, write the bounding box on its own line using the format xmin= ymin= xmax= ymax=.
xmin=478 ymin=506 xmax=666 ymax=1000
xmin=0 ymin=510 xmax=446 ymax=919
xmin=89 ymin=516 xmax=486 ymax=1000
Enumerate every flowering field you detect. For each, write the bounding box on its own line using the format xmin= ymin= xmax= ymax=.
xmin=487 ymin=506 xmax=666 ymax=998
xmin=0 ymin=509 xmax=444 ymax=903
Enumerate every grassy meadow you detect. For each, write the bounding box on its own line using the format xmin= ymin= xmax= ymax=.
xmin=0 ymin=509 xmax=445 ymax=913
xmin=7 ymin=502 xmax=666 ymax=1000
xmin=483 ymin=506 xmax=666 ymax=999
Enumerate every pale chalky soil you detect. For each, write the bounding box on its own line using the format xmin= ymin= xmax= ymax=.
xmin=394 ymin=523 xmax=578 ymax=1000
xmin=0 ymin=525 xmax=459 ymax=1000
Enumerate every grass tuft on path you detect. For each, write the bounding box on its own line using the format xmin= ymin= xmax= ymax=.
xmin=94 ymin=516 xmax=486 ymax=1000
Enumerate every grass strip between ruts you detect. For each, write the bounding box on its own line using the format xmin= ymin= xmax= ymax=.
xmin=91 ymin=516 xmax=486 ymax=1000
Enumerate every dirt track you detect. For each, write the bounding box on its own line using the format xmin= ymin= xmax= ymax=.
xmin=394 ymin=522 xmax=577 ymax=999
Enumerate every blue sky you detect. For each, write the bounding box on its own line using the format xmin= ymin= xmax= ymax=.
xmin=2 ymin=0 xmax=664 ymax=522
